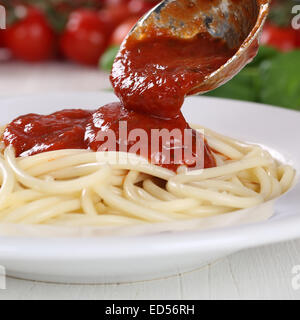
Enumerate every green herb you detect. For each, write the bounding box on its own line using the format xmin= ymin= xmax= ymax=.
xmin=205 ymin=67 xmax=261 ymax=102
xmin=205 ymin=46 xmax=300 ymax=111
xmin=250 ymin=45 xmax=280 ymax=67
xmin=259 ymin=50 xmax=300 ymax=110
xmin=99 ymin=45 xmax=120 ymax=72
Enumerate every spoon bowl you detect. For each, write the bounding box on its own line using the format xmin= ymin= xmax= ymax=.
xmin=124 ymin=0 xmax=270 ymax=95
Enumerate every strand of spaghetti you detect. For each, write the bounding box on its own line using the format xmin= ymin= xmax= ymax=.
xmin=143 ymin=179 xmax=176 ymax=201
xmin=243 ymin=147 xmax=264 ymax=159
xmin=243 ymin=181 xmax=260 ymax=193
xmin=50 ymin=163 xmax=126 ymax=179
xmin=126 ymin=180 xmax=159 ymax=201
xmin=53 ymin=213 xmax=144 ymax=226
xmin=123 ymin=171 xmax=199 ymax=213
xmin=253 ymin=167 xmax=272 ymax=199
xmin=96 ymin=201 xmax=108 ymax=214
xmin=269 ymin=177 xmax=282 ymax=200
xmin=167 ymin=181 xmax=264 ymax=208
xmin=170 ymin=157 xmax=273 ymax=184
xmin=136 ymin=179 xmax=180 ymax=202
xmin=18 ymin=149 xmax=90 ymax=170
xmin=190 ymin=179 xmax=258 ymax=197
xmin=81 ymin=189 xmax=99 ymax=216
xmin=194 ymin=125 xmax=251 ymax=153
xmin=205 ymin=135 xmax=243 ymax=160
xmin=14 ymin=183 xmax=26 ymax=191
xmin=95 ymin=152 xmax=174 ymax=180
xmin=231 ymin=175 xmax=248 ymax=189
xmin=232 ymin=175 xmax=259 ymax=194
xmin=262 ymin=151 xmax=278 ymax=179
xmin=49 ymin=163 xmax=99 ymax=179
xmin=110 ymin=186 xmax=123 ymax=196
xmin=213 ymin=153 xmax=225 ymax=166
xmin=123 ymin=172 xmax=150 ymax=201
xmin=279 ymin=165 xmax=296 ymax=193
xmin=24 ymin=152 xmax=100 ymax=176
xmin=266 ymin=165 xmax=278 ymax=179
xmin=1 ymin=190 xmax=43 ymax=210
xmin=188 ymin=206 xmax=234 ymax=217
xmin=5 ymin=146 xmax=110 ymax=194
xmin=1 ymin=197 xmax=63 ymax=223
xmin=237 ymin=170 xmax=259 ymax=184
xmin=21 ymin=199 xmax=81 ymax=224
xmin=111 ymin=175 xmax=125 ymax=187
xmin=26 ymin=151 xmax=174 ymax=180
xmin=94 ymin=184 xmax=185 ymax=222
xmin=0 ymin=158 xmax=15 ymax=209
xmin=135 ymin=185 xmax=158 ymax=201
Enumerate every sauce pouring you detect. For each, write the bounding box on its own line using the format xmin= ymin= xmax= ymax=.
xmin=111 ymin=0 xmax=270 ymax=118
xmin=3 ymin=0 xmax=270 ymax=172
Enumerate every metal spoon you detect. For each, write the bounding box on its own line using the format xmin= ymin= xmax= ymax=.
xmin=121 ymin=0 xmax=270 ymax=95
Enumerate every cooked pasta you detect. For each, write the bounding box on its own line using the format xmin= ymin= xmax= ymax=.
xmin=0 ymin=125 xmax=295 ymax=227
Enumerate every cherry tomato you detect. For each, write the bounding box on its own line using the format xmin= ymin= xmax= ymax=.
xmin=296 ymin=29 xmax=300 ymax=47
xmin=4 ymin=8 xmax=56 ymax=62
xmin=110 ymin=17 xmax=138 ymax=45
xmin=261 ymin=23 xmax=297 ymax=52
xmin=60 ymin=9 xmax=108 ymax=66
xmin=128 ymin=0 xmax=158 ymax=16
xmin=98 ymin=5 xmax=131 ymax=34
xmin=103 ymin=0 xmax=130 ymax=7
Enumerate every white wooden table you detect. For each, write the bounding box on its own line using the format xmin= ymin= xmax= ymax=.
xmin=0 ymin=62 xmax=300 ymax=300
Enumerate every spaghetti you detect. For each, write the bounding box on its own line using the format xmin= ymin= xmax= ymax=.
xmin=0 ymin=125 xmax=295 ymax=226
xmin=0 ymin=0 xmax=292 ymax=228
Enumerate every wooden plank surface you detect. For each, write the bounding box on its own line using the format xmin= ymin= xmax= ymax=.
xmin=1 ymin=241 xmax=300 ymax=300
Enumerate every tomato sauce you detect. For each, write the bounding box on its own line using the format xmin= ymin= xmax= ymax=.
xmin=3 ymin=109 xmax=93 ymax=157
xmin=3 ymin=103 xmax=215 ymax=171
xmin=111 ymin=33 xmax=236 ymax=118
xmin=2 ymin=1 xmax=247 ymax=171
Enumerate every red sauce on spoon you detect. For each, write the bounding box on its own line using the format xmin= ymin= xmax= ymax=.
xmin=3 ymin=2 xmax=246 ymax=171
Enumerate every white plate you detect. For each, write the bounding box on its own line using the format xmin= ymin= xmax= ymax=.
xmin=0 ymin=92 xmax=299 ymax=284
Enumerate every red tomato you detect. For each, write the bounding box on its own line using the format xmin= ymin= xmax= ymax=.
xmin=296 ymin=29 xmax=300 ymax=47
xmin=4 ymin=8 xmax=56 ymax=62
xmin=128 ymin=0 xmax=158 ymax=16
xmin=60 ymin=9 xmax=108 ymax=66
xmin=98 ymin=5 xmax=131 ymax=34
xmin=110 ymin=17 xmax=138 ymax=45
xmin=261 ymin=23 xmax=297 ymax=52
xmin=103 ymin=0 xmax=130 ymax=7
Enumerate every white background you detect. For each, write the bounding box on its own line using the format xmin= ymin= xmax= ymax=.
xmin=0 ymin=62 xmax=300 ymax=300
